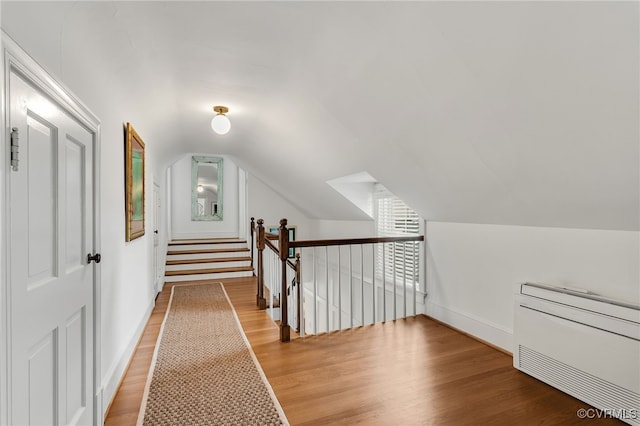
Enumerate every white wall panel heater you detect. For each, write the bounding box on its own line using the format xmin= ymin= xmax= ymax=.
xmin=514 ymin=283 xmax=640 ymax=425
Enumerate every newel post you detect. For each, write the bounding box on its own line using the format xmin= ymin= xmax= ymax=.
xmin=250 ymin=217 xmax=255 ymax=268
xmin=256 ymin=219 xmax=267 ymax=310
xmin=279 ymin=218 xmax=291 ymax=342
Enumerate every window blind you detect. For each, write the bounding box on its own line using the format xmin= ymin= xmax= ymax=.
xmin=374 ymin=185 xmax=421 ymax=284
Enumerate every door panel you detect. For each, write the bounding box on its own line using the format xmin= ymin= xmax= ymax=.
xmin=9 ymin=68 xmax=94 ymax=426
xmin=65 ymin=308 xmax=86 ymax=424
xmin=64 ymin=137 xmax=85 ymax=273
xmin=26 ymin=115 xmax=57 ymax=289
xmin=28 ymin=331 xmax=57 ymax=426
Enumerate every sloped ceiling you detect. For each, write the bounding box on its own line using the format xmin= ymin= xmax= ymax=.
xmin=2 ymin=1 xmax=638 ymax=230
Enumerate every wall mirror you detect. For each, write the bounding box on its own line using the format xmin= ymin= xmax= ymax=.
xmin=191 ymin=156 xmax=223 ymax=221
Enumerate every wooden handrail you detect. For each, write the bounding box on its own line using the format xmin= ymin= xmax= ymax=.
xmin=289 ymin=235 xmax=424 ymax=248
xmin=266 ymin=232 xmax=278 ymax=241
xmin=264 ymin=238 xmax=279 ymax=254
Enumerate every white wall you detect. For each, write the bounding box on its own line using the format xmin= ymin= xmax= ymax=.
xmin=309 ymin=219 xmax=374 ymax=239
xmin=248 ymin=174 xmax=311 ymax=239
xmin=425 ymin=222 xmax=640 ymax=351
xmin=170 ymin=154 xmax=239 ymax=239
xmin=75 ymin=114 xmax=158 ymax=421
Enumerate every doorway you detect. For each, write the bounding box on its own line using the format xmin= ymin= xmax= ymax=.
xmin=2 ymin=37 xmax=101 ymax=425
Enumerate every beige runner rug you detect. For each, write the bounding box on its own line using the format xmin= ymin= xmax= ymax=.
xmin=137 ymin=282 xmax=288 ymax=425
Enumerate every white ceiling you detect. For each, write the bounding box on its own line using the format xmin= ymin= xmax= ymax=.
xmin=2 ymin=1 xmax=638 ymax=230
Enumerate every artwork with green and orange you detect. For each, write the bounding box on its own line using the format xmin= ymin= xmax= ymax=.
xmin=132 ymin=150 xmax=143 ymax=220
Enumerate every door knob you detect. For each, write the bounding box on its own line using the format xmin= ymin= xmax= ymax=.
xmin=87 ymin=253 xmax=101 ymax=264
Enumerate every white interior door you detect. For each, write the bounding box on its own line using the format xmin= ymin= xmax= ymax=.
xmin=153 ymin=182 xmax=162 ymax=292
xmin=8 ymin=68 xmax=95 ymax=425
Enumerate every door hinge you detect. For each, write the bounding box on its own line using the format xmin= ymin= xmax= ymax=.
xmin=10 ymin=127 xmax=19 ymax=171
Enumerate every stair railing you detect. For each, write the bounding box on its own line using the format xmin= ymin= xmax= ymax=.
xmin=253 ymin=219 xmax=300 ymax=342
xmin=253 ymin=217 xmax=424 ymax=343
xmin=254 ymin=218 xmax=266 ymax=309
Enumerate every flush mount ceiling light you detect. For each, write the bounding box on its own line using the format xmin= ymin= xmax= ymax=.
xmin=211 ymin=106 xmax=231 ymax=135
xmin=197 ymin=185 xmax=204 ymax=193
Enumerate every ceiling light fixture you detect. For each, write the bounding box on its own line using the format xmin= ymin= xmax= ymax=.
xmin=197 ymin=185 xmax=204 ymax=193
xmin=211 ymin=106 xmax=231 ymax=135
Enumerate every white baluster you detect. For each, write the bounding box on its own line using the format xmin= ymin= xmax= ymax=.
xmin=325 ymin=246 xmax=329 ymax=333
xmin=393 ymin=242 xmax=397 ymax=321
xmin=299 ymin=253 xmax=305 ymax=338
xmin=360 ymin=244 xmax=364 ymax=327
xmin=382 ymin=243 xmax=386 ymax=323
xmin=372 ymin=244 xmax=375 ymax=324
xmin=413 ymin=241 xmax=418 ymax=317
xmin=313 ymin=247 xmax=317 ymax=335
xmin=350 ymin=245 xmax=354 ymax=325
xmin=338 ymin=246 xmax=342 ymax=331
xmin=270 ymin=251 xmax=274 ymax=318
xmin=403 ymin=242 xmax=407 ymax=319
xmin=268 ymin=250 xmax=273 ymax=318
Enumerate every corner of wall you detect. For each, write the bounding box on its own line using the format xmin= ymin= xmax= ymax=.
xmin=425 ymin=300 xmax=513 ymax=352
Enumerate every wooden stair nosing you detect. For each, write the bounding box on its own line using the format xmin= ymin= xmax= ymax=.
xmin=165 ymin=265 xmax=254 ymax=276
xmin=166 ymin=247 xmax=249 ymax=255
xmin=166 ymin=256 xmax=252 ymax=266
xmin=168 ymin=239 xmax=246 ymax=246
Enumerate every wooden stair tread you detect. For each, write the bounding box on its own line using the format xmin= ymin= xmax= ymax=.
xmin=166 ymin=256 xmax=252 ymax=265
xmin=165 ymin=265 xmax=254 ymax=276
xmin=169 ymin=239 xmax=246 ymax=246
xmin=167 ymin=247 xmax=249 ymax=255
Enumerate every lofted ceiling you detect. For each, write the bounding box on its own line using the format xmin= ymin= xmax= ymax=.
xmin=2 ymin=1 xmax=638 ymax=230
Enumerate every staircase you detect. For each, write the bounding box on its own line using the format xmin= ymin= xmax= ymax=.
xmin=164 ymin=238 xmax=254 ymax=282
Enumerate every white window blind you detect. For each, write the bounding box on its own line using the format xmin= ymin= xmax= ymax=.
xmin=374 ymin=185 xmax=421 ymax=285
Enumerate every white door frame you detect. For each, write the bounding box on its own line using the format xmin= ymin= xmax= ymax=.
xmin=0 ymin=32 xmax=102 ymax=425
xmin=237 ymin=167 xmax=248 ymax=241
xmin=153 ymin=181 xmax=162 ymax=294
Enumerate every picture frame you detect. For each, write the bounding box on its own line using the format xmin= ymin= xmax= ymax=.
xmin=125 ymin=122 xmax=145 ymax=241
xmin=191 ymin=156 xmax=224 ymax=221
xmin=268 ymin=225 xmax=297 ymax=258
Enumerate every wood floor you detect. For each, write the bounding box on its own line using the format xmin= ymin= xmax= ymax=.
xmin=104 ymin=277 xmax=617 ymax=425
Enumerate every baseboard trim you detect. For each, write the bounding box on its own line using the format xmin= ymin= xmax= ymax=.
xmin=101 ymin=297 xmax=155 ymax=418
xmin=425 ymin=301 xmax=513 ymax=353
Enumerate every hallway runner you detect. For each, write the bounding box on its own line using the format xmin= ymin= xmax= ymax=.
xmin=137 ymin=282 xmax=288 ymax=425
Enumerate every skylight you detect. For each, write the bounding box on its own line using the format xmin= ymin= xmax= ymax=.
xmin=326 ymin=172 xmax=377 ymax=218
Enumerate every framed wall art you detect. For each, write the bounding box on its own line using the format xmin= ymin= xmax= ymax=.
xmin=125 ymin=122 xmax=145 ymax=241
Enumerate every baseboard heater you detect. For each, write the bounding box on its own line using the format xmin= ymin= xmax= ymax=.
xmin=514 ymin=282 xmax=640 ymax=425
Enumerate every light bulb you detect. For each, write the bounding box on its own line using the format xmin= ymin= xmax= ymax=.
xmin=197 ymin=185 xmax=204 ymax=193
xmin=211 ymin=114 xmax=231 ymax=135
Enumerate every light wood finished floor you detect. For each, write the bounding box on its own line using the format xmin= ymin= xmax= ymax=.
xmin=105 ymin=278 xmax=617 ymax=425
